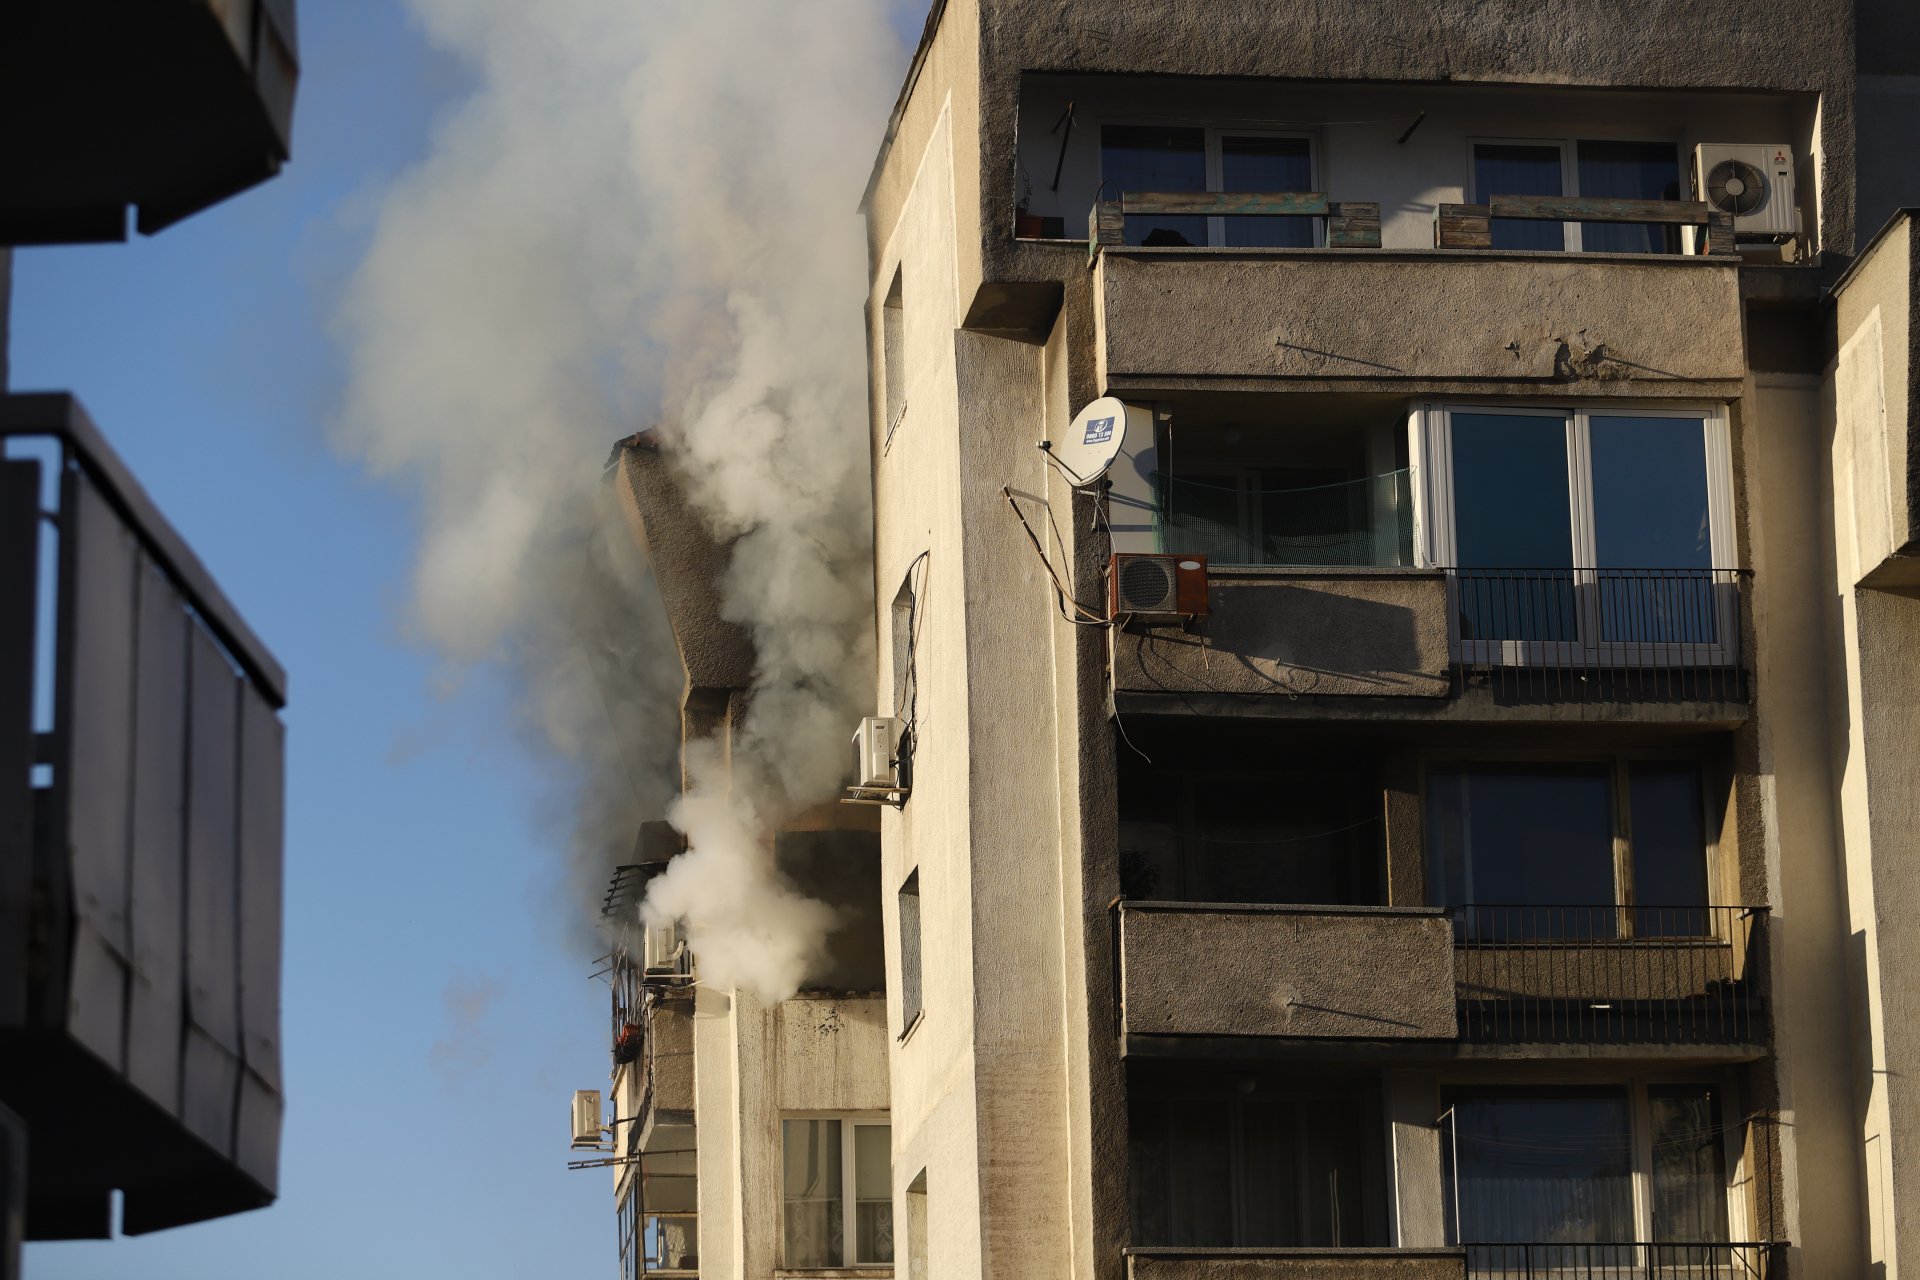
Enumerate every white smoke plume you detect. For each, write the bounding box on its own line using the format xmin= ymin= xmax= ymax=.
xmin=333 ymin=0 xmax=904 ymax=1001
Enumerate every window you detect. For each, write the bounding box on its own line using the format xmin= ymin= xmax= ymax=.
xmin=891 ymin=555 xmax=925 ymax=720
xmin=897 ymin=870 xmax=923 ymax=1033
xmin=905 ymin=1170 xmax=928 ymax=1280
xmin=1472 ymin=139 xmax=1682 ymax=253
xmin=619 ymin=1184 xmax=640 ymax=1280
xmin=1443 ymin=1083 xmax=1731 ymax=1257
xmin=1118 ymin=762 xmax=1383 ymax=906
xmin=882 ymin=269 xmax=906 ymax=445
xmin=1426 ymin=757 xmax=1714 ymax=938
xmin=782 ymin=1117 xmax=893 ymax=1268
xmin=1154 ymin=409 xmax=1413 ymax=567
xmin=1417 ymin=404 xmax=1736 ymax=662
xmin=1129 ymin=1065 xmax=1389 ymax=1247
xmin=1101 ymin=125 xmax=1316 ymax=248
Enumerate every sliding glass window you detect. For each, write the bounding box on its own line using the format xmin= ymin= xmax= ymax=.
xmin=1426 ymin=756 xmax=1716 ymax=938
xmin=1418 ymin=404 xmax=1735 ymax=663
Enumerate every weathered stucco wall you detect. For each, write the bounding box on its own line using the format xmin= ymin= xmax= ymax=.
xmin=1097 ymin=252 xmax=1747 ymax=392
xmin=1831 ymin=214 xmax=1918 ymax=582
xmin=774 ymin=997 xmax=890 ymax=1112
xmin=1823 ymin=211 xmax=1920 ymax=1280
xmin=869 ymin=90 xmax=993 ymax=1280
xmin=1111 ymin=571 xmax=1450 ymax=700
xmin=1118 ymin=904 xmax=1456 ymax=1041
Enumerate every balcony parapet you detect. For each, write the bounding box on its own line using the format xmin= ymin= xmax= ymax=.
xmin=1092 ymin=248 xmax=1744 ymax=395
xmin=0 ymin=392 xmax=285 ymax=1235
xmin=1116 ymin=902 xmax=1457 ymax=1042
xmin=1111 ymin=567 xmax=1452 ymax=701
xmin=1127 ymin=1247 xmax=1466 ymax=1280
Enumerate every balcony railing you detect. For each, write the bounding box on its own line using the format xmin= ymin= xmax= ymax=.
xmin=1435 ymin=195 xmax=1736 ymax=256
xmin=1454 ymin=905 xmax=1769 ymax=1045
xmin=1444 ymin=568 xmax=1751 ymax=703
xmin=1462 ymin=1241 xmax=1775 ymax=1279
xmin=1090 ymin=191 xmax=1383 ymax=261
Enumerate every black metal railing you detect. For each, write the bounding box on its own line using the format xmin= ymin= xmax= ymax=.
xmin=1443 ymin=568 xmax=1751 ymax=703
xmin=1453 ymin=905 xmax=1769 ymax=1044
xmin=1463 ymin=1241 xmax=1775 ymax=1278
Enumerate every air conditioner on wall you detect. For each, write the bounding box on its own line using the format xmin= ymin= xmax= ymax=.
xmin=1693 ymin=143 xmax=1797 ymax=239
xmin=1109 ymin=553 xmax=1209 ymax=619
xmin=851 ymin=715 xmax=903 ymax=790
xmin=571 ymin=1089 xmax=604 ymax=1149
xmin=642 ymin=918 xmax=686 ymax=976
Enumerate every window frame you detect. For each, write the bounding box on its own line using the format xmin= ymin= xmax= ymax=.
xmin=1439 ymin=1074 xmax=1749 ymax=1249
xmin=780 ymin=1112 xmax=894 ymax=1269
xmin=1411 ymin=401 xmax=1737 ymax=668
xmin=1468 ymin=135 xmax=1686 ymax=253
xmin=1419 ymin=748 xmax=1726 ymax=932
xmin=1098 ymin=120 xmax=1321 ymax=248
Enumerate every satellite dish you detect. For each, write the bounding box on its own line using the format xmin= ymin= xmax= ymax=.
xmin=1050 ymin=396 xmax=1142 ymax=485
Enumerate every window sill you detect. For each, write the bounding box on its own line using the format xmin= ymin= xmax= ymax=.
xmin=774 ymin=1270 xmax=895 ymax=1278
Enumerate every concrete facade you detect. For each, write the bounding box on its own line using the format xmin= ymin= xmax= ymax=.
xmin=855 ymin=4 xmax=1920 ymax=1280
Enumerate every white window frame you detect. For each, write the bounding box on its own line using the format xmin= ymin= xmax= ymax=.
xmin=781 ymin=1113 xmax=893 ymax=1269
xmin=1098 ymin=121 xmax=1321 ymax=247
xmin=1441 ymin=1075 xmax=1751 ymax=1250
xmin=1411 ymin=402 xmax=1737 ymax=668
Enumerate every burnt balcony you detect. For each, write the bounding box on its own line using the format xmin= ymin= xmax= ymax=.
xmin=1454 ymin=905 xmax=1770 ymax=1048
xmin=0 ymin=393 xmax=286 ymax=1235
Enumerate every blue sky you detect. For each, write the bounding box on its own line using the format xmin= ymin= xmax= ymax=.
xmin=6 ymin=1 xmax=926 ymax=1275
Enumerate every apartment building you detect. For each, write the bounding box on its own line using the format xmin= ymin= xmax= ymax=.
xmin=598 ymin=434 xmax=893 ymax=1280
xmin=855 ymin=2 xmax=1920 ymax=1279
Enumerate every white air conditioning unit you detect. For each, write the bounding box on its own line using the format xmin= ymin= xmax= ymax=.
xmin=642 ymin=918 xmax=687 ymax=976
xmin=852 ymin=715 xmax=903 ymax=789
xmin=1110 ymin=553 xmax=1209 ymax=619
xmin=571 ymin=1089 xmax=604 ymax=1149
xmin=1694 ymin=144 xmax=1797 ymax=238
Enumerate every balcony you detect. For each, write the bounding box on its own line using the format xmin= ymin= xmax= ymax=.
xmin=1092 ymin=244 xmax=1743 ymax=396
xmin=1115 ymin=902 xmax=1457 ymax=1042
xmin=1454 ymin=905 xmax=1769 ymax=1048
xmin=0 ymin=393 xmax=286 ymax=1235
xmin=1126 ymin=1248 xmax=1465 ymax=1280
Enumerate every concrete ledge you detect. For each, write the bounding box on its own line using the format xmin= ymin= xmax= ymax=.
xmin=1095 ymin=250 xmax=1745 ymax=388
xmin=1117 ymin=903 xmax=1458 ymax=1040
xmin=1127 ymin=1247 xmax=1467 ymax=1280
xmin=1113 ymin=571 xmax=1451 ymax=699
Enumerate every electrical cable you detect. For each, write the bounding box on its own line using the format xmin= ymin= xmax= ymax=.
xmin=1003 ymin=485 xmax=1111 ymax=626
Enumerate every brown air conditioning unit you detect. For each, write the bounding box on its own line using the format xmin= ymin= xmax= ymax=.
xmin=1109 ymin=553 xmax=1209 ymax=619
